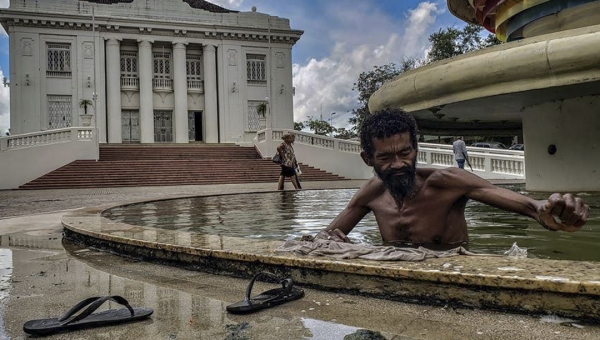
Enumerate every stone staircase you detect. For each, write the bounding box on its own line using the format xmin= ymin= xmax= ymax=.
xmin=18 ymin=144 xmax=347 ymax=189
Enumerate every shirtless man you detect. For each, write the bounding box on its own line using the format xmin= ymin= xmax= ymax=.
xmin=324 ymin=108 xmax=589 ymax=245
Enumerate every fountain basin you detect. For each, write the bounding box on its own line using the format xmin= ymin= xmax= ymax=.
xmin=62 ymin=192 xmax=600 ymax=322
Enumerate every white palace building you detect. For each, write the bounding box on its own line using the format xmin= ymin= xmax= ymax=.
xmin=0 ymin=0 xmax=302 ymax=144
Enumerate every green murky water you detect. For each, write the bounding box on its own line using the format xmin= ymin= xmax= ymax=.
xmin=103 ymin=186 xmax=600 ymax=261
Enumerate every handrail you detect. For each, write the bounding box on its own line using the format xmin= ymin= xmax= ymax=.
xmin=256 ymin=128 xmax=525 ymax=178
xmin=0 ymin=127 xmax=95 ymax=151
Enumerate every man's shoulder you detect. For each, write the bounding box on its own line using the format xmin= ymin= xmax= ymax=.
xmin=418 ymin=167 xmax=466 ymax=184
xmin=353 ymin=177 xmax=386 ymax=200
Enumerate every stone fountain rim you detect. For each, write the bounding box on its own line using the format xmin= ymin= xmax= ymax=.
xmin=61 ymin=190 xmax=600 ymax=298
xmin=369 ymin=24 xmax=600 ymax=114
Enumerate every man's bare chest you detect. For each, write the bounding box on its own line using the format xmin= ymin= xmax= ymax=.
xmin=368 ymin=191 xmax=458 ymax=243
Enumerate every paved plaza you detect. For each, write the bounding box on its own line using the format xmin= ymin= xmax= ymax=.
xmin=1 ymin=180 xmax=599 ymax=339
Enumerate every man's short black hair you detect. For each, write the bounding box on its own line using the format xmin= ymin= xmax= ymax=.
xmin=360 ymin=108 xmax=419 ymax=159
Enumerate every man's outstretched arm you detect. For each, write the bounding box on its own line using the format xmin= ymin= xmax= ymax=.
xmin=438 ymin=168 xmax=589 ymax=232
xmin=320 ymin=180 xmax=377 ymax=242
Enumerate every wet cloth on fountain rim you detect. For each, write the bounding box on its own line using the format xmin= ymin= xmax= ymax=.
xmin=276 ymin=232 xmax=500 ymax=261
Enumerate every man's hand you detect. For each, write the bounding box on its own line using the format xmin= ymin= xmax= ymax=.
xmin=537 ymin=193 xmax=589 ymax=232
xmin=315 ymin=229 xmax=353 ymax=243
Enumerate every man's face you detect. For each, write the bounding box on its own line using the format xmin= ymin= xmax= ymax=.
xmin=369 ymin=132 xmax=417 ymax=202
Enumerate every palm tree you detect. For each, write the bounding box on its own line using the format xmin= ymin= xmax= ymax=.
xmin=79 ymin=99 xmax=93 ymax=115
xmin=256 ymin=102 xmax=267 ymax=118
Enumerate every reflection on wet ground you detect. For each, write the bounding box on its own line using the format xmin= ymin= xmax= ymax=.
xmin=103 ymin=185 xmax=600 ymax=261
xmin=1 ymin=229 xmax=599 ymax=340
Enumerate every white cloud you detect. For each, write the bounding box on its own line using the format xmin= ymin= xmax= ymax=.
xmin=0 ymin=0 xmax=8 ymax=8
xmin=292 ymin=1 xmax=444 ymax=128
xmin=0 ymin=69 xmax=9 ymax=135
xmin=209 ymin=0 xmax=244 ymax=9
xmin=403 ymin=2 xmax=445 ymax=58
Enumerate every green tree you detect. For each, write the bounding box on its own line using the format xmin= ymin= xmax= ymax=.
xmin=349 ymin=57 xmax=419 ymax=133
xmin=427 ymin=24 xmax=502 ymax=63
xmin=333 ymin=127 xmax=357 ymax=140
xmin=304 ymin=117 xmax=336 ymax=136
xmin=294 ymin=121 xmax=304 ymax=131
xmin=79 ymin=99 xmax=93 ymax=115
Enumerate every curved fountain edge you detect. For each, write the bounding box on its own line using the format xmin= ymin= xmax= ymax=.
xmin=369 ymin=24 xmax=600 ymax=113
xmin=60 ymin=191 xmax=600 ymax=321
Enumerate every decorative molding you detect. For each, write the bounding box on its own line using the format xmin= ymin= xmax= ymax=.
xmin=21 ymin=38 xmax=33 ymax=56
xmin=228 ymin=50 xmax=237 ymax=66
xmin=3 ymin=20 xmax=301 ymax=45
xmin=83 ymin=42 xmax=94 ymax=59
xmin=275 ymin=52 xmax=284 ymax=68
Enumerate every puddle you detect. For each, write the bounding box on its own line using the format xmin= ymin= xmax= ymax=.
xmin=0 ymin=248 xmax=13 ymax=340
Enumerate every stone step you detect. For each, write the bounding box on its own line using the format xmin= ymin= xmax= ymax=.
xmin=19 ymin=145 xmax=348 ymax=189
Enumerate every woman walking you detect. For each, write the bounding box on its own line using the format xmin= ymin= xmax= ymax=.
xmin=276 ymin=133 xmax=302 ymax=190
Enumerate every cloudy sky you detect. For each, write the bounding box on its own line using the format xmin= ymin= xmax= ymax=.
xmin=0 ymin=0 xmax=465 ymax=135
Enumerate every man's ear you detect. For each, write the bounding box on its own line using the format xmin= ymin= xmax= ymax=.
xmin=360 ymin=151 xmax=373 ymax=167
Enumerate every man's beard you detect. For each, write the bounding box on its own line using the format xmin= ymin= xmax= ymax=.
xmin=374 ymin=161 xmax=417 ymax=203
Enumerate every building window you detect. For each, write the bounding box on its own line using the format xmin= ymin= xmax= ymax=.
xmin=120 ymin=51 xmax=139 ymax=89
xmin=186 ymin=54 xmax=203 ymax=92
xmin=247 ymin=101 xmax=262 ymax=131
xmin=153 ymin=51 xmax=171 ymax=78
xmin=246 ymin=54 xmax=266 ymax=85
xmin=47 ymin=95 xmax=72 ymax=129
xmin=47 ymin=43 xmax=72 ymax=77
xmin=153 ymin=51 xmax=172 ymax=90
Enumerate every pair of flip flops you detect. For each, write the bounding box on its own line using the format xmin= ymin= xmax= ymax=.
xmin=23 ymin=295 xmax=153 ymax=336
xmin=226 ymin=272 xmax=305 ymax=314
xmin=23 ymin=273 xmax=302 ymax=335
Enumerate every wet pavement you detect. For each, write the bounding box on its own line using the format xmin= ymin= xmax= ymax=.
xmin=1 ymin=181 xmax=600 ymax=339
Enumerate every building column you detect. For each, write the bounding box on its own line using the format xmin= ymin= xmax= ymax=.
xmin=138 ymin=39 xmax=154 ymax=143
xmin=203 ymin=44 xmax=218 ymax=143
xmin=173 ymin=42 xmax=189 ymax=143
xmin=106 ymin=38 xmax=122 ymax=143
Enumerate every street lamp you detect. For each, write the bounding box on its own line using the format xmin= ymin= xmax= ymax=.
xmin=329 ymin=112 xmax=336 ymax=137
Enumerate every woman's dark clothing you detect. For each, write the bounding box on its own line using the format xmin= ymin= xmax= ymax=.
xmin=280 ymin=165 xmax=296 ymax=177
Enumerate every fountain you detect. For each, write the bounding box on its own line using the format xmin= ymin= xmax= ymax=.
xmin=369 ymin=0 xmax=600 ymax=192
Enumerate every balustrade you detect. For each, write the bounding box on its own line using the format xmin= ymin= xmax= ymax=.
xmin=253 ymin=129 xmax=525 ymax=179
xmin=1 ymin=128 xmax=96 ymax=151
xmin=121 ymin=76 xmax=139 ymax=90
xmin=339 ymin=142 xmax=361 ymax=153
xmin=187 ymin=79 xmax=204 ymax=93
xmin=153 ymin=78 xmax=173 ymax=91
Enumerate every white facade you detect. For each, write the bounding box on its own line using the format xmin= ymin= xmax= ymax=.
xmin=0 ymin=0 xmax=302 ymax=144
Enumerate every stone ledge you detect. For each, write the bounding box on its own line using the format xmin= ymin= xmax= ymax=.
xmin=62 ymin=198 xmax=600 ymax=322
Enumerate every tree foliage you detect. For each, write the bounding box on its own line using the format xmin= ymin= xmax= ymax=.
xmin=304 ymin=117 xmax=336 ymax=136
xmin=427 ymin=24 xmax=501 ymax=63
xmin=348 ymin=57 xmax=419 ymax=134
xmin=344 ymin=24 xmax=502 ymax=136
xmin=333 ymin=127 xmax=357 ymax=140
xmin=294 ymin=121 xmax=304 ymax=131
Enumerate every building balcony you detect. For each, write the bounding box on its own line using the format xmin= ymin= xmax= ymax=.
xmin=153 ymin=78 xmax=173 ymax=92
xmin=121 ymin=76 xmax=139 ymax=91
xmin=187 ymin=79 xmax=204 ymax=93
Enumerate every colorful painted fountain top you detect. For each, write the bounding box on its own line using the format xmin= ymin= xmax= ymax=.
xmin=448 ymin=0 xmax=600 ymax=41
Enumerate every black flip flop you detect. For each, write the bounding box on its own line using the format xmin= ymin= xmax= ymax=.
xmin=226 ymin=272 xmax=304 ymax=314
xmin=23 ymin=295 xmax=153 ymax=336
